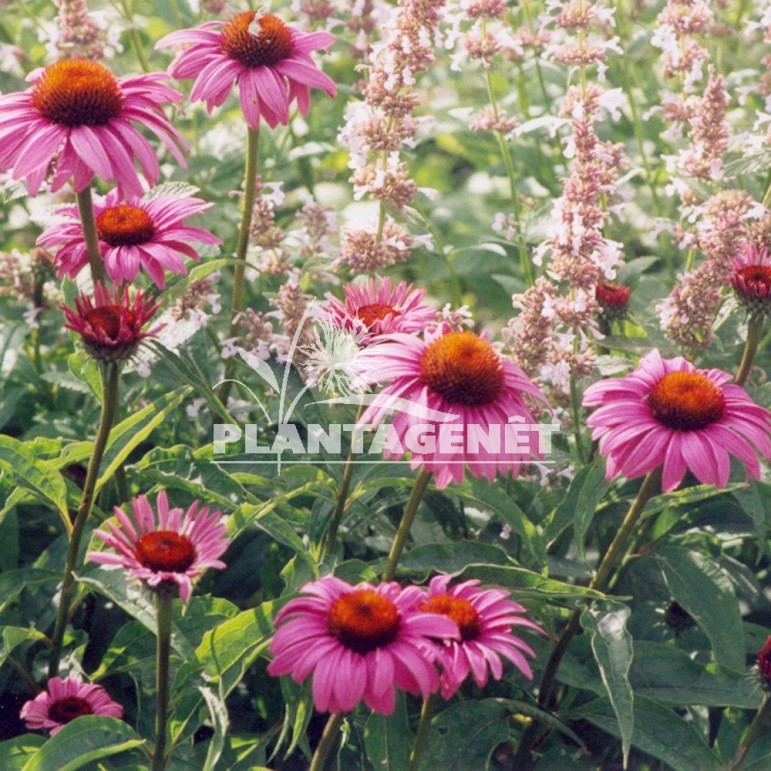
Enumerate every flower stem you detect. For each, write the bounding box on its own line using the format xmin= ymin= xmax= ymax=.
xmin=408 ymin=693 xmax=438 ymax=771
xmin=49 ymin=361 xmax=120 ymax=678
xmin=735 ymin=313 xmax=765 ymax=387
xmin=218 ymin=125 xmax=260 ymax=405
xmin=322 ymin=448 xmax=356 ymax=558
xmin=382 ymin=468 xmax=432 ymax=582
xmin=309 ymin=712 xmax=346 ymax=771
xmin=731 ymin=694 xmax=771 ymax=770
xmin=513 ymin=468 xmax=662 ymax=767
xmin=152 ymin=586 xmax=174 ymax=771
xmin=75 ymin=186 xmax=106 ymax=286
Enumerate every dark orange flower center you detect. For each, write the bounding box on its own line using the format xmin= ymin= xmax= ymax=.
xmin=48 ymin=696 xmax=94 ymax=724
xmin=220 ymin=12 xmax=295 ymax=68
xmin=85 ymin=305 xmax=134 ymax=340
xmin=135 ymin=530 xmax=197 ymax=572
xmin=648 ymin=371 xmax=726 ymax=431
xmin=420 ymin=331 xmax=504 ymax=407
xmin=735 ymin=265 xmax=771 ymax=297
xmin=31 ymin=60 xmax=124 ymax=127
xmin=96 ymin=205 xmax=155 ymax=247
xmin=596 ymin=281 xmax=632 ymax=308
xmin=327 ymin=589 xmax=401 ymax=654
xmin=420 ymin=594 xmax=482 ymax=641
xmin=356 ymin=303 xmax=400 ymax=328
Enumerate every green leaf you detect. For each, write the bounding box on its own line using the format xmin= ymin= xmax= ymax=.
xmin=0 ymin=626 xmax=48 ymax=669
xmin=395 ymin=541 xmax=511 ymax=577
xmin=274 ymin=678 xmax=312 ymax=761
xmin=572 ymin=457 xmax=610 ymax=564
xmin=200 ymin=684 xmax=229 ymax=771
xmin=654 ymin=545 xmax=744 ymax=671
xmin=572 ymin=696 xmax=722 ymax=771
xmin=581 ymin=602 xmax=634 ymax=768
xmin=0 ymin=436 xmax=69 ymax=529
xmin=545 ymin=460 xmax=609 ymax=543
xmin=96 ymin=387 xmax=191 ymax=492
xmin=422 ymin=700 xmax=510 ymax=771
xmin=364 ymin=692 xmax=413 ymax=771
xmin=67 ymin=353 xmax=102 ymax=400
xmin=732 ymin=481 xmax=770 ymax=560
xmin=196 ymin=602 xmax=277 ymax=696
xmin=0 ymin=569 xmax=61 ymax=613
xmin=0 ymin=735 xmax=45 ymax=771
xmin=630 ymin=641 xmax=762 ymax=708
xmin=20 ymin=716 xmax=145 ymax=771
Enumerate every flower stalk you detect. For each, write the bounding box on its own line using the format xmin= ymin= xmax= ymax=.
xmin=152 ymin=585 xmax=174 ymax=771
xmin=75 ymin=186 xmax=106 ymax=285
xmin=735 ymin=313 xmax=765 ymax=387
xmin=408 ymin=693 xmax=438 ymax=771
xmin=309 ymin=711 xmax=346 ymax=771
xmin=381 ymin=468 xmax=432 ymax=582
xmin=730 ymin=694 xmax=771 ymax=771
xmin=49 ymin=361 xmax=120 ymax=677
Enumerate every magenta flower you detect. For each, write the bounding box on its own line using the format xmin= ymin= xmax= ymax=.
xmin=418 ymin=575 xmax=543 ymax=699
xmin=355 ymin=328 xmax=549 ymax=489
xmin=731 ymin=244 xmax=771 ymax=317
xmin=0 ymin=59 xmax=186 ymax=197
xmin=267 ymin=577 xmax=459 ymax=715
xmin=584 ymin=349 xmax=771 ymax=492
xmin=38 ymin=189 xmax=221 ymax=288
xmin=323 ymin=277 xmax=437 ymax=342
xmin=20 ymin=676 xmax=123 ymax=735
xmin=157 ymin=11 xmax=336 ymax=129
xmin=63 ymin=283 xmax=161 ymax=363
xmin=87 ymin=491 xmax=229 ymax=601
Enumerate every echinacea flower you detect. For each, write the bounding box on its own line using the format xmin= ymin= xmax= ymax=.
xmin=20 ymin=676 xmax=122 ymax=735
xmin=354 ymin=328 xmax=550 ymax=489
xmin=757 ymin=634 xmax=771 ymax=691
xmin=584 ymin=349 xmax=771 ymax=492
xmin=323 ymin=277 xmax=437 ymax=342
xmin=87 ymin=491 xmax=229 ymax=601
xmin=38 ymin=189 xmax=221 ymax=288
xmin=418 ymin=575 xmax=543 ymax=699
xmin=596 ymin=281 xmax=632 ymax=321
xmin=0 ymin=59 xmax=186 ymax=197
xmin=63 ymin=283 xmax=161 ymax=363
xmin=267 ymin=577 xmax=459 ymax=715
xmin=731 ymin=244 xmax=771 ymax=317
xmin=157 ymin=11 xmax=336 ymax=129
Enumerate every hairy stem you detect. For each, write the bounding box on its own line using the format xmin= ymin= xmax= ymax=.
xmin=75 ymin=186 xmax=106 ymax=286
xmin=152 ymin=586 xmax=174 ymax=771
xmin=408 ymin=693 xmax=438 ymax=771
xmin=735 ymin=313 xmax=765 ymax=388
xmin=309 ymin=712 xmax=346 ymax=771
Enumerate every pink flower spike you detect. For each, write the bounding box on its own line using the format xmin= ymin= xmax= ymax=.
xmin=322 ymin=277 xmax=437 ymax=343
xmin=0 ymin=59 xmax=186 ymax=197
xmin=157 ymin=12 xmax=336 ymax=130
xmin=38 ymin=189 xmax=221 ymax=288
xmin=354 ymin=328 xmax=550 ymax=489
xmin=87 ymin=491 xmax=230 ymax=601
xmin=584 ymin=349 xmax=771 ymax=492
xmin=267 ymin=577 xmax=459 ymax=715
xmin=20 ymin=676 xmax=123 ymax=735
xmin=417 ymin=575 xmax=544 ymax=699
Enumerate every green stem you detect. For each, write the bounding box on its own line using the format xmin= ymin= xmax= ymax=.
xmin=76 ymin=186 xmax=106 ymax=286
xmin=309 ymin=712 xmax=346 ymax=771
xmin=408 ymin=693 xmax=438 ymax=771
xmin=731 ymin=694 xmax=771 ymax=770
xmin=513 ymin=468 xmax=662 ymax=767
xmin=322 ymin=449 xmax=356 ymax=558
xmin=218 ymin=126 xmax=261 ymax=405
xmin=381 ymin=469 xmax=432 ymax=582
xmin=569 ymin=374 xmax=587 ymax=464
xmin=735 ymin=314 xmax=765 ymax=387
xmin=49 ymin=362 xmax=120 ymax=678
xmin=152 ymin=586 xmax=174 ymax=771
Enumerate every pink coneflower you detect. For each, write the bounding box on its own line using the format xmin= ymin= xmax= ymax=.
xmin=20 ymin=676 xmax=122 ymax=735
xmin=86 ymin=491 xmax=229 ymax=601
xmin=323 ymin=277 xmax=436 ymax=342
xmin=38 ymin=189 xmax=221 ymax=288
xmin=156 ymin=11 xmax=336 ymax=129
xmin=63 ymin=283 xmax=161 ymax=363
xmin=417 ymin=575 xmax=543 ymax=699
xmin=355 ymin=328 xmax=549 ymax=489
xmin=731 ymin=244 xmax=771 ymax=317
xmin=584 ymin=349 xmax=771 ymax=492
xmin=0 ymin=59 xmax=186 ymax=197
xmin=267 ymin=577 xmax=459 ymax=715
